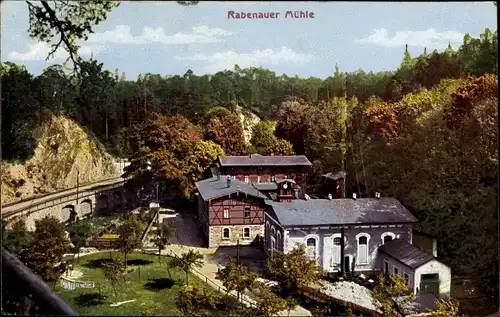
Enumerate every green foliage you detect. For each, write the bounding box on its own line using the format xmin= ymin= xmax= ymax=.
xmin=175 ymin=285 xmax=219 ymax=316
xmin=371 ymin=274 xmax=414 ymax=317
xmin=252 ymin=281 xmax=292 ymax=317
xmin=101 ymin=257 xmax=126 ymax=298
xmin=116 ymin=214 xmax=143 ymax=264
xmin=429 ymin=299 xmax=461 ymax=317
xmin=20 ymin=216 xmax=70 ymax=285
xmin=124 ymin=114 xmax=221 ymax=197
xmin=68 ymin=221 xmax=92 ymax=257
xmin=205 ymin=111 xmax=247 ymax=155
xmin=215 ymin=257 xmax=257 ymax=300
xmin=414 ymin=52 xmax=464 ymax=88
xmin=251 ymin=120 xmax=277 ymax=150
xmin=266 ymin=244 xmax=321 ymax=294
xmin=275 ymin=100 xmax=310 ymax=154
xmin=26 ymin=1 xmax=119 ymax=66
xmin=170 ymin=250 xmax=204 ymax=285
xmin=153 ymin=222 xmax=172 ymax=263
xmin=2 ymin=218 xmax=32 ymax=257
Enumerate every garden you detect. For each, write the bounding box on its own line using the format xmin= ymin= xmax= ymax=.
xmin=55 ymin=252 xmax=251 ymax=316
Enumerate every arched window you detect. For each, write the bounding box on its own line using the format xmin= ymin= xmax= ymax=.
xmin=223 ymin=228 xmax=230 ymax=240
xmin=243 ymin=227 xmax=250 ymax=239
xmin=277 ymin=231 xmax=282 ymax=250
xmin=271 ymin=226 xmax=276 ymax=236
xmin=332 ymin=237 xmax=342 ymax=265
xmin=356 ymin=233 xmax=370 ymax=264
xmin=306 ymin=237 xmax=317 ymax=260
xmin=381 ymin=232 xmax=396 ymax=245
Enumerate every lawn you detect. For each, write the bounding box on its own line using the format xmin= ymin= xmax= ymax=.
xmin=55 ymin=252 xmax=252 ymax=316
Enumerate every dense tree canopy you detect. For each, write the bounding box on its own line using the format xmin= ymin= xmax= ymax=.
xmin=2 ymin=26 xmax=498 ymax=310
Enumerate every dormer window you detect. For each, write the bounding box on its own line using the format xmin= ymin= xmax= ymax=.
xmin=270 ymin=175 xmax=276 ymax=182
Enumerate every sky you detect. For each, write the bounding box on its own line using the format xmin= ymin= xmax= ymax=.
xmin=1 ymin=1 xmax=497 ymax=80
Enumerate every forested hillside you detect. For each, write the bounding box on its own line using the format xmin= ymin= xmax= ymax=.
xmin=2 ymin=28 xmax=497 ymax=312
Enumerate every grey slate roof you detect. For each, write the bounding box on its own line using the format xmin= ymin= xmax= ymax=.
xmin=195 ymin=176 xmax=268 ymax=201
xmin=253 ymin=183 xmax=278 ymax=191
xmin=378 ymin=239 xmax=435 ymax=269
xmin=265 ymin=197 xmax=418 ymax=227
xmin=219 ymin=155 xmax=312 ymax=167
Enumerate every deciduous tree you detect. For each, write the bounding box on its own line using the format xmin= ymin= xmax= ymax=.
xmin=170 ymin=250 xmax=204 ymax=285
xmin=116 ymin=214 xmax=143 ymax=265
xmin=205 ymin=112 xmax=248 ymax=155
xmin=371 ymin=274 xmax=414 ymax=317
xmin=68 ymin=221 xmax=92 ymax=262
xmin=3 ymin=218 xmax=32 ymax=257
xmin=275 ymin=100 xmax=309 ymax=154
xmin=102 ymin=257 xmax=126 ymax=299
xmin=264 ymin=138 xmax=295 ymax=156
xmin=252 ymin=281 xmax=292 ymax=317
xmin=20 ymin=216 xmax=70 ymax=288
xmin=216 ymin=257 xmax=257 ymax=300
xmin=175 ymin=285 xmax=218 ymax=316
xmin=266 ymin=244 xmax=320 ymax=294
xmin=153 ymin=222 xmax=172 ymax=264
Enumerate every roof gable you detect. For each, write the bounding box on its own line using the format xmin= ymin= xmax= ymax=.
xmin=378 ymin=239 xmax=436 ymax=269
xmin=195 ymin=176 xmax=267 ymax=201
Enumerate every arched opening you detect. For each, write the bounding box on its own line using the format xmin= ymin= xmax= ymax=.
xmin=80 ymin=199 xmax=92 ymax=217
xmin=62 ymin=205 xmax=76 ymax=223
xmin=306 ymin=237 xmax=317 ymax=260
xmin=97 ymin=194 xmax=109 ymax=214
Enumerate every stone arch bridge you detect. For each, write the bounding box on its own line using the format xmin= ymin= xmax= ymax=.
xmin=2 ymin=177 xmax=128 ymax=231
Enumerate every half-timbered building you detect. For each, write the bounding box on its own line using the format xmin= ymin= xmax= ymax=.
xmin=195 ymin=175 xmax=268 ymax=248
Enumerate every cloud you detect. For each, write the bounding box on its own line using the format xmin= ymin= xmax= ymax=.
xmin=355 ymin=28 xmax=465 ymax=49
xmin=8 ymin=42 xmax=105 ymax=62
xmin=174 ymin=47 xmax=313 ymax=73
xmin=87 ymin=25 xmax=234 ymax=45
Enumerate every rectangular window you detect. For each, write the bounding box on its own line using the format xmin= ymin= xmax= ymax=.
xmin=244 ymin=208 xmax=251 ymax=218
xmin=384 ymin=261 xmax=389 ymax=274
xmin=270 ymin=175 xmax=276 ymax=182
xmin=257 ymin=175 xmax=262 ymax=183
xmin=244 ymin=176 xmax=249 ymax=183
xmin=222 ymin=228 xmax=230 ymax=239
xmin=394 ymin=266 xmax=399 ymax=275
xmin=243 ymin=228 xmax=250 ymax=239
xmin=223 ymin=208 xmax=230 ymax=219
xmin=357 ymin=236 xmax=368 ymax=264
xmin=404 ymin=273 xmax=409 ymax=286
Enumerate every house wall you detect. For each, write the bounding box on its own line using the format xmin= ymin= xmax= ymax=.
xmin=414 ymin=259 xmax=451 ymax=297
xmin=220 ymin=166 xmax=309 ymax=187
xmin=282 ymin=224 xmax=414 ymax=273
xmin=208 ymin=224 xmax=264 ymax=248
xmin=376 ymin=253 xmax=416 ymax=291
xmin=206 ymin=194 xmax=266 ymax=248
xmin=264 ymin=210 xmax=285 ymax=255
xmin=412 ymin=231 xmax=437 ymax=257
xmin=208 ymin=195 xmax=265 ymax=226
xmin=196 ymin=193 xmax=210 ymax=242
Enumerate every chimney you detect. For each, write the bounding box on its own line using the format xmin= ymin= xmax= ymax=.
xmin=352 ymin=193 xmax=357 ymax=200
xmin=226 ymin=176 xmax=231 ymax=188
xmin=327 ymin=193 xmax=333 ymax=200
xmin=375 ymin=192 xmax=380 ymax=199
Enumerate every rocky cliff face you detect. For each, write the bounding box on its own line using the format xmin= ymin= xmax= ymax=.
xmin=235 ymin=105 xmax=261 ymax=145
xmin=1 ymin=116 xmax=118 ymax=205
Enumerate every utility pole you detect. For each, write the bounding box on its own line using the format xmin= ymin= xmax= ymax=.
xmin=340 ymin=226 xmax=345 ymax=278
xmin=76 ymin=169 xmax=80 ymax=205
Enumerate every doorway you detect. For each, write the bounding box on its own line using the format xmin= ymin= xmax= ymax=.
xmin=344 ymin=256 xmax=350 ymax=273
xmin=419 ymin=273 xmax=439 ymax=296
